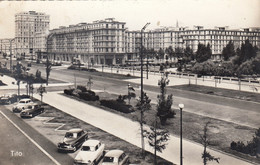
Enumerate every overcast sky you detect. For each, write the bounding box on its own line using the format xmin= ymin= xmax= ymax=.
xmin=0 ymin=0 xmax=259 ymax=38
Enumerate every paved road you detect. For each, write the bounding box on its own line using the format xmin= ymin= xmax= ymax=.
xmin=18 ymin=63 xmax=260 ymax=129
xmin=0 ymin=106 xmax=74 ymax=165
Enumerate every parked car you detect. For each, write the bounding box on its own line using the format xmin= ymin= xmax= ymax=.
xmin=74 ymin=139 xmax=105 ymax=165
xmin=57 ymin=128 xmax=88 ymax=152
xmin=102 ymin=150 xmax=129 ymax=165
xmin=0 ymin=94 xmax=17 ymax=105
xmin=20 ymin=103 xmax=44 ymax=118
xmin=12 ymin=98 xmax=33 ymax=113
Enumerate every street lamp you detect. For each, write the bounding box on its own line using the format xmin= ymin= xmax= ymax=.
xmin=9 ymin=38 xmax=15 ymax=72
xmin=179 ymin=103 xmax=184 ymax=165
xmin=140 ymin=22 xmax=150 ymax=157
xmin=26 ymin=70 xmax=29 ymax=96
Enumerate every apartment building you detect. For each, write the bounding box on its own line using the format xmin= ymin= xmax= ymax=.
xmin=47 ymin=18 xmax=126 ymax=65
xmin=46 ymin=18 xmax=260 ymax=64
xmin=0 ymin=38 xmax=15 ymax=56
xmin=15 ymin=11 xmax=49 ymax=58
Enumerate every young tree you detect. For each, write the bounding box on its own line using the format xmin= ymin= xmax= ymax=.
xmin=136 ymin=92 xmax=151 ymax=158
xmin=222 ymin=40 xmax=236 ymax=61
xmin=37 ymin=85 xmax=46 ymax=105
xmin=46 ymin=57 xmax=52 ymax=85
xmin=87 ymin=76 xmax=93 ymax=91
xmin=144 ymin=116 xmax=170 ymax=164
xmin=157 ymin=73 xmax=174 ymax=125
xmin=201 ymin=122 xmax=220 ymax=165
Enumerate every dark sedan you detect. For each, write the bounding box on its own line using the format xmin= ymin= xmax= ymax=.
xmin=57 ymin=128 xmax=88 ymax=152
xmin=20 ymin=103 xmax=44 ymax=118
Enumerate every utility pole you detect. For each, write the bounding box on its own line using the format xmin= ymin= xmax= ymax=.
xmin=140 ymin=22 xmax=150 ymax=157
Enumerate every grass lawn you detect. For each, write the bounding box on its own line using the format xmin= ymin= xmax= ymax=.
xmin=170 ymin=84 xmax=260 ymax=103
xmin=61 ymin=91 xmax=260 ymax=164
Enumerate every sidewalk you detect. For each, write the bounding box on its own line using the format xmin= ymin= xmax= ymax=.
xmin=94 ymin=67 xmax=260 ymax=93
xmin=33 ymin=92 xmax=253 ymax=165
xmin=0 ymin=75 xmax=73 ymax=91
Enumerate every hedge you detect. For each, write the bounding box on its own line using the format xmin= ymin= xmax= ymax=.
xmin=100 ymin=99 xmax=134 ymax=113
xmin=78 ymin=92 xmax=99 ymax=101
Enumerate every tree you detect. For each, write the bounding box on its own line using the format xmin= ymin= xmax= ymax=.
xmin=136 ymin=92 xmax=151 ymax=158
xmin=37 ymin=85 xmax=46 ymax=105
xmin=87 ymin=76 xmax=93 ymax=91
xmin=196 ymin=43 xmax=212 ymax=63
xmin=222 ymin=40 xmax=236 ymax=61
xmin=183 ymin=46 xmax=194 ymax=63
xmin=158 ymin=48 xmax=165 ymax=60
xmin=192 ymin=61 xmax=216 ymax=76
xmin=46 ymin=57 xmax=52 ymax=85
xmin=144 ymin=116 xmax=170 ymax=164
xmin=157 ymin=73 xmax=175 ymax=125
xmin=165 ymin=46 xmax=174 ymax=61
xmin=201 ymin=122 xmax=220 ymax=165
xmin=236 ymin=39 xmax=257 ymax=65
xmin=14 ymin=62 xmax=23 ymax=97
xmin=175 ymin=47 xmax=183 ymax=59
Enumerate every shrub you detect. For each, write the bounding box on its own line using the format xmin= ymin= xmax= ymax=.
xmin=64 ymin=89 xmax=74 ymax=95
xmin=78 ymin=92 xmax=99 ymax=101
xmin=100 ymin=100 xmax=133 ymax=113
xmin=77 ymin=85 xmax=87 ymax=92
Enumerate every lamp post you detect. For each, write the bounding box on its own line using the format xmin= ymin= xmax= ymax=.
xmin=26 ymin=70 xmax=29 ymax=96
xmin=10 ymin=38 xmax=15 ymax=72
xmin=140 ymin=22 xmax=150 ymax=157
xmin=179 ymin=103 xmax=184 ymax=165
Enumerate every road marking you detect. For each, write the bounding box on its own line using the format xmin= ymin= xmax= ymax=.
xmin=0 ymin=111 xmax=61 ymax=165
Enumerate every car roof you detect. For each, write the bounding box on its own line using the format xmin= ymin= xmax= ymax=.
xmin=67 ymin=128 xmax=83 ymax=133
xmin=105 ymin=150 xmax=124 ymax=157
xmin=82 ymin=139 xmax=100 ymax=146
xmin=20 ymin=98 xmax=31 ymax=101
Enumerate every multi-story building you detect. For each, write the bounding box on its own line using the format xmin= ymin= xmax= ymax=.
xmin=0 ymin=38 xmax=15 ymax=56
xmin=47 ymin=18 xmax=126 ymax=65
xmin=46 ymin=18 xmax=260 ymax=64
xmin=15 ymin=11 xmax=50 ymax=58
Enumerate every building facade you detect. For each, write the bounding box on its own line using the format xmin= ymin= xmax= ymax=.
xmin=15 ymin=11 xmax=50 ymax=58
xmin=0 ymin=38 xmax=15 ymax=56
xmin=46 ymin=18 xmax=260 ymax=65
xmin=47 ymin=18 xmax=126 ymax=65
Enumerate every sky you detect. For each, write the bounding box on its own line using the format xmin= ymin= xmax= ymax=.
xmin=0 ymin=0 xmax=259 ymax=39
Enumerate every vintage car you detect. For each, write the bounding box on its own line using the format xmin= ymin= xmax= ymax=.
xmin=0 ymin=94 xmax=17 ymax=105
xmin=102 ymin=150 xmax=129 ymax=165
xmin=57 ymin=128 xmax=88 ymax=152
xmin=20 ymin=103 xmax=44 ymax=118
xmin=74 ymin=139 xmax=105 ymax=165
xmin=12 ymin=98 xmax=33 ymax=113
